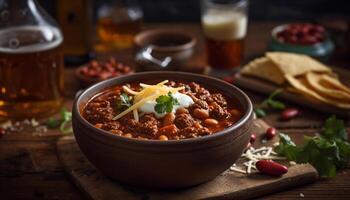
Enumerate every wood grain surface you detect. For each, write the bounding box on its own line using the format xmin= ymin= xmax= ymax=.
xmin=56 ymin=119 xmax=317 ymax=200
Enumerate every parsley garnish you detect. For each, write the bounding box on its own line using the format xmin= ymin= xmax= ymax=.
xmin=275 ymin=115 xmax=350 ymax=178
xmin=254 ymin=89 xmax=286 ymax=118
xmin=155 ymin=92 xmax=179 ymax=114
xmin=116 ymin=93 xmax=132 ymax=111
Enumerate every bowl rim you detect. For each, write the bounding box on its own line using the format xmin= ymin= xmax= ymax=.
xmin=271 ymin=23 xmax=330 ymax=47
xmin=73 ymin=71 xmax=253 ymax=145
xmin=134 ymin=29 xmax=197 ymax=52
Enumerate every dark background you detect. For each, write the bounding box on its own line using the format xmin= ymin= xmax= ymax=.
xmin=40 ymin=0 xmax=350 ymax=22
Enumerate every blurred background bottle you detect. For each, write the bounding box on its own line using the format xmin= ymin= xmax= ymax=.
xmin=0 ymin=0 xmax=64 ymax=119
xmin=57 ymin=0 xmax=93 ymax=64
xmin=95 ymin=0 xmax=143 ymax=52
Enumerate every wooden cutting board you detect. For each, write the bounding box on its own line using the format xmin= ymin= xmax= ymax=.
xmin=234 ymin=67 xmax=350 ymax=118
xmin=56 ymin=119 xmax=318 ymax=200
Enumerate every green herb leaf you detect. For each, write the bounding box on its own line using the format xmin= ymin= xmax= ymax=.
xmin=155 ymin=92 xmax=179 ymax=114
xmin=266 ymin=99 xmax=286 ymax=110
xmin=45 ymin=118 xmax=61 ymax=129
xmin=275 ymin=116 xmax=350 ymax=178
xmin=61 ymin=107 xmax=72 ymax=122
xmin=116 ymin=93 xmax=132 ymax=111
xmin=323 ymin=115 xmax=347 ymax=140
xmin=254 ymin=108 xmax=266 ymax=118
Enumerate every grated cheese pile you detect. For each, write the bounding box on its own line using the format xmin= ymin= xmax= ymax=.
xmin=113 ymin=80 xmax=185 ymax=121
xmin=230 ymin=146 xmax=286 ymax=174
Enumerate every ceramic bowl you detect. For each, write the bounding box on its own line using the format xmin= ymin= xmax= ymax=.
xmin=134 ymin=29 xmax=197 ymax=70
xmin=72 ymin=71 xmax=253 ymax=188
xmin=268 ymin=24 xmax=334 ymax=62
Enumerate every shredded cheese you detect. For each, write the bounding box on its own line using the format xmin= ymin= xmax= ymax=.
xmin=230 ymin=146 xmax=287 ymax=175
xmin=122 ymin=86 xmax=139 ymax=95
xmin=113 ymin=94 xmax=158 ymax=120
xmin=114 ymin=80 xmax=185 ymax=121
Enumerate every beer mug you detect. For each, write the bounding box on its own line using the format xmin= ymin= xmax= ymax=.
xmin=201 ymin=0 xmax=248 ymax=69
xmin=0 ymin=0 xmax=64 ymax=119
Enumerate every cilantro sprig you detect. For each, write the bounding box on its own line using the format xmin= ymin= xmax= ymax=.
xmin=254 ymin=89 xmax=286 ymax=118
xmin=275 ymin=116 xmax=350 ymax=178
xmin=116 ymin=93 xmax=132 ymax=111
xmin=45 ymin=108 xmax=72 ymax=134
xmin=155 ymin=92 xmax=179 ymax=114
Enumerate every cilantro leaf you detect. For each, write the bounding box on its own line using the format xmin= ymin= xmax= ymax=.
xmin=275 ymin=116 xmax=350 ymax=178
xmin=254 ymin=108 xmax=266 ymax=118
xmin=323 ymin=115 xmax=347 ymax=140
xmin=116 ymin=93 xmax=132 ymax=111
xmin=155 ymin=92 xmax=179 ymax=114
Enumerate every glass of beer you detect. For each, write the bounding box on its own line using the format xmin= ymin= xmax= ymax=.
xmin=201 ymin=0 xmax=248 ymax=69
xmin=96 ymin=0 xmax=143 ymax=51
xmin=0 ymin=0 xmax=64 ymax=119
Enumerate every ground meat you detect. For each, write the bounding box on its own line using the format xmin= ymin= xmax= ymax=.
xmin=210 ymin=102 xmax=230 ymax=119
xmin=121 ymin=114 xmax=159 ymax=136
xmin=84 ymin=100 xmax=114 ymax=123
xmin=174 ymin=113 xmax=195 ymax=129
xmin=188 ymin=82 xmax=211 ymax=101
xmin=106 ymin=94 xmax=119 ymax=111
xmin=179 ymin=127 xmax=211 ymax=138
xmin=210 ymin=93 xmax=227 ymax=107
xmin=100 ymin=121 xmax=120 ymax=131
xmin=189 ymin=99 xmax=209 ymax=112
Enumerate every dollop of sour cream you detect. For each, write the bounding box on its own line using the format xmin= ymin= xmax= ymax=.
xmin=138 ymin=92 xmax=194 ymax=118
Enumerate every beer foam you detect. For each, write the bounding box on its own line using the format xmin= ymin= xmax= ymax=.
xmin=0 ymin=25 xmax=62 ymax=53
xmin=202 ymin=10 xmax=247 ymax=41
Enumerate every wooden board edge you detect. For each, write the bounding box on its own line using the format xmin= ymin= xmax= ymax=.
xmin=234 ymin=73 xmax=350 ymax=118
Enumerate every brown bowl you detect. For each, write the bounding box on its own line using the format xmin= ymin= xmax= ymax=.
xmin=134 ymin=29 xmax=197 ymax=70
xmin=72 ymin=71 xmax=253 ymax=188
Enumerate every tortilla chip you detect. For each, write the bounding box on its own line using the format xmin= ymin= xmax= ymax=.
xmin=320 ymin=74 xmax=350 ymax=95
xmin=241 ymin=57 xmax=285 ymax=85
xmin=266 ymin=52 xmax=331 ymax=76
xmin=285 ymin=74 xmax=350 ymax=109
xmin=305 ymin=72 xmax=350 ymax=101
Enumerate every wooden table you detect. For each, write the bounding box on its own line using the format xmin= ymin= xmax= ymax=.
xmin=1 ymin=22 xmax=349 ymax=200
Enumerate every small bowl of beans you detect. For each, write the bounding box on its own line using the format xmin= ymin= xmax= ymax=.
xmin=76 ymin=57 xmax=134 ymax=87
xmin=268 ymin=23 xmax=334 ymax=61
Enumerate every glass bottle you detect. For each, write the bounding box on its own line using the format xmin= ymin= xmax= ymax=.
xmin=95 ymin=0 xmax=143 ymax=51
xmin=0 ymin=0 xmax=64 ymax=119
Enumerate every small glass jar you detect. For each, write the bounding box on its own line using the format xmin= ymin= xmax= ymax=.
xmin=0 ymin=0 xmax=64 ymax=119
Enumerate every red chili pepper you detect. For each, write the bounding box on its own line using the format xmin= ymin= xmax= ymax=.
xmin=256 ymin=160 xmax=288 ymax=176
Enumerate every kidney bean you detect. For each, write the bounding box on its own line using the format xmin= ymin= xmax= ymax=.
xmin=250 ymin=133 xmax=256 ymax=144
xmin=256 ymin=160 xmax=288 ymax=176
xmin=204 ymin=118 xmax=219 ymax=127
xmin=281 ymin=108 xmax=299 ymax=120
xmin=265 ymin=127 xmax=277 ymax=140
xmin=163 ymin=113 xmax=175 ymax=126
xmin=193 ymin=108 xmax=209 ymax=119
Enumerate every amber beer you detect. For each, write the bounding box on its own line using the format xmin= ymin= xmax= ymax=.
xmin=0 ymin=26 xmax=64 ymax=119
xmin=96 ymin=4 xmax=143 ymax=51
xmin=202 ymin=3 xmax=248 ymax=69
